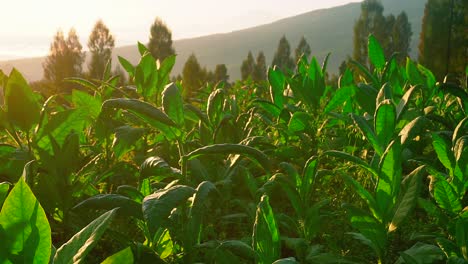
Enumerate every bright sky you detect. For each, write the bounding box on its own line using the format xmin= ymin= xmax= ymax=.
xmin=0 ymin=0 xmax=361 ymax=60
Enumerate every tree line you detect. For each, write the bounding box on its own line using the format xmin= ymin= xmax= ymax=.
xmin=38 ymin=0 xmax=466 ymax=97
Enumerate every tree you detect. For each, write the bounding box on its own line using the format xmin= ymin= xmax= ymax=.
xmin=214 ymin=64 xmax=229 ymax=84
xmin=253 ymin=51 xmax=267 ymax=82
xmin=353 ymin=0 xmax=387 ymax=65
xmin=182 ymin=53 xmax=203 ymax=98
xmin=353 ymin=0 xmax=412 ymax=66
xmin=392 ymin=12 xmax=412 ymax=62
xmin=295 ymin=36 xmax=311 ymax=63
xmin=241 ymin=51 xmax=255 ymax=81
xmin=148 ymin=17 xmax=175 ymax=62
xmin=43 ymin=28 xmax=84 ymax=93
xmin=88 ymin=20 xmax=115 ymax=79
xmin=272 ymin=35 xmax=294 ymax=72
xmin=418 ymin=0 xmax=467 ymax=80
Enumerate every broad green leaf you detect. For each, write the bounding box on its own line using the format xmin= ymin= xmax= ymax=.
xmin=162 ymin=83 xmax=184 ymax=127
xmin=324 ymin=85 xmax=355 ymax=113
xmin=342 ymin=174 xmax=381 ymax=221
xmin=355 ymin=83 xmax=378 ymax=114
xmin=73 ymin=194 xmax=143 ymax=219
xmin=118 ymin=56 xmax=135 ymax=78
xmin=101 ymin=99 xmax=177 ymax=136
xmin=112 ymin=125 xmax=146 ymax=159
xmin=137 ymin=42 xmax=148 ymax=56
xmin=432 ymin=133 xmax=455 ymax=176
xmin=101 ymin=247 xmax=133 ymax=264
xmin=376 ymin=140 xmax=402 ymax=218
xmin=254 ymin=99 xmax=282 ymax=118
xmin=456 ymin=217 xmax=468 ymax=259
xmin=252 ymin=195 xmax=280 ymax=264
xmin=288 ymin=112 xmax=309 ymax=133
xmin=116 ymin=185 xmax=144 ymax=203
xmin=389 ymin=166 xmax=424 ymax=232
xmin=396 ymin=85 xmax=418 ymax=119
xmin=159 ymin=55 xmax=176 ymax=78
xmin=64 ymin=77 xmax=99 ymax=93
xmin=350 ymin=60 xmax=379 ymax=87
xmin=368 ymin=35 xmax=385 ymax=71
xmin=374 ymin=100 xmax=396 ymax=147
xmin=261 ymin=173 xmax=303 ymax=218
xmin=395 ymin=242 xmax=445 ymax=264
xmin=135 ymin=53 xmax=158 ymax=99
xmin=140 ymin=156 xmax=179 ymax=181
xmin=142 ymin=185 xmax=195 ymax=237
xmin=302 ymin=156 xmax=318 ymax=200
xmin=188 ymin=181 xmax=218 ymax=247
xmin=4 ymin=69 xmax=40 ymax=131
xmin=417 ymin=64 xmax=436 ymax=90
xmin=207 ymin=88 xmax=225 ymax=127
xmin=351 ymin=114 xmax=384 ymax=156
xmin=399 ymin=116 xmax=427 ymax=146
xmin=0 ymin=178 xmax=51 ymax=264
xmin=406 ymin=59 xmax=424 ymax=86
xmin=268 ymin=66 xmax=285 ymax=108
xmin=54 ymin=209 xmax=117 ymax=264
xmin=72 ymin=90 xmax=102 ymax=121
xmin=217 ymin=240 xmax=256 ymax=261
xmin=433 ymin=180 xmax=462 ymax=215
xmin=346 ymin=205 xmax=386 ymax=258
xmin=306 ymin=57 xmax=326 ymax=107
xmin=185 ymin=143 xmax=272 ymax=173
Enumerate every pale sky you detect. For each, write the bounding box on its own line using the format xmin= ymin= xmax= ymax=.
xmin=0 ymin=0 xmax=361 ymax=60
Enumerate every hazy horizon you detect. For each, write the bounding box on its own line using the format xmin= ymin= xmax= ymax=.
xmin=0 ymin=0 xmax=361 ymax=60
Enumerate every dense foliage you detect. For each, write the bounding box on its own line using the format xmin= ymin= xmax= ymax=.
xmin=0 ymin=35 xmax=467 ymax=264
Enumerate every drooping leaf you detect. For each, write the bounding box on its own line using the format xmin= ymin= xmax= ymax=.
xmin=217 ymin=240 xmax=256 ymax=261
xmin=399 ymin=116 xmax=427 ymax=146
xmin=54 ymin=209 xmax=117 ymax=264
xmin=288 ymin=112 xmax=309 ymax=133
xmin=351 ymin=114 xmax=384 ymax=156
xmin=185 ymin=143 xmax=271 ymax=173
xmin=432 ymin=133 xmax=455 ymax=176
xmin=395 ymin=242 xmax=445 ymax=264
xmin=142 ymin=185 xmax=195 ymax=237
xmin=73 ymin=194 xmax=143 ymax=219
xmin=207 ymin=89 xmax=225 ymax=127
xmin=324 ymin=150 xmax=379 ymax=178
xmin=252 ymin=195 xmax=280 ymax=264
xmin=389 ymin=166 xmax=424 ymax=232
xmin=0 ymin=178 xmax=51 ymax=264
xmin=342 ymin=174 xmax=381 ymax=221
xmin=118 ymin=56 xmax=135 ymax=78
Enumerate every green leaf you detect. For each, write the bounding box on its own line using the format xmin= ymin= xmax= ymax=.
xmin=188 ymin=181 xmax=219 ymax=247
xmin=217 ymin=240 xmax=256 ymax=261
xmin=207 ymin=88 xmax=225 ymax=127
xmin=433 ymin=179 xmax=462 ymax=215
xmin=185 ymin=143 xmax=272 ymax=173
xmin=376 ymin=140 xmax=402 ymax=218
xmin=399 ymin=116 xmax=427 ymax=146
xmin=118 ymin=56 xmax=135 ymax=78
xmin=112 ymin=125 xmax=146 ymax=159
xmin=389 ymin=166 xmax=424 ymax=232
xmin=101 ymin=246 xmax=133 ymax=264
xmin=368 ymin=35 xmax=386 ymax=71
xmin=137 ymin=42 xmax=149 ymax=56
xmin=73 ymin=194 xmax=143 ymax=219
xmin=406 ymin=59 xmax=424 ymax=86
xmin=72 ymin=90 xmax=102 ymax=121
xmin=252 ymin=195 xmax=280 ymax=264
xmin=101 ymin=98 xmax=177 ymax=134
xmin=254 ymin=99 xmax=282 ymax=118
xmin=142 ymin=185 xmax=195 ymax=237
xmin=272 ymin=257 xmax=299 ymax=263
xmin=351 ymin=114 xmax=384 ymax=156
xmin=54 ymin=209 xmax=117 ymax=264
xmin=417 ymin=64 xmax=436 ymax=90
xmin=395 ymin=242 xmax=445 ymax=264
xmin=342 ymin=174 xmax=381 ymax=221
xmin=4 ymin=68 xmax=40 ymax=131
xmin=288 ymin=112 xmax=309 ymax=133
xmin=140 ymin=156 xmax=179 ymax=181
xmin=374 ymin=100 xmax=396 ymax=147
xmin=355 ymin=83 xmax=379 ymax=114
xmin=396 ymin=85 xmax=418 ymax=119
xmin=302 ymin=156 xmax=318 ymax=200
xmin=268 ymin=66 xmax=285 ymax=108
xmin=456 ymin=217 xmax=468 ymax=260
xmin=432 ymin=133 xmax=455 ymax=176
xmin=0 ymin=178 xmax=51 ymax=264
xmin=162 ymin=83 xmax=184 ymax=127
xmin=324 ymin=85 xmax=355 ymax=113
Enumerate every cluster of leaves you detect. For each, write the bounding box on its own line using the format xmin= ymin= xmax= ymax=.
xmin=0 ymin=35 xmax=467 ymax=263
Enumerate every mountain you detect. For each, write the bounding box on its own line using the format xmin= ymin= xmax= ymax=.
xmin=0 ymin=0 xmax=425 ymax=82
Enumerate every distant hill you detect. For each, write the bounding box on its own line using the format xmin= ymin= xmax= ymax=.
xmin=0 ymin=0 xmax=425 ymax=82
